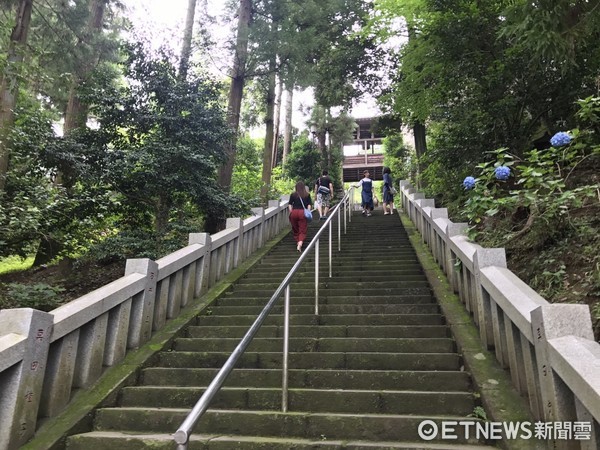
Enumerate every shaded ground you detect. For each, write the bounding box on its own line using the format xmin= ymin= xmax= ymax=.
xmin=0 ymin=259 xmax=126 ymax=311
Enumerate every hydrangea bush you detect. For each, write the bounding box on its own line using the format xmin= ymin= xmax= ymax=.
xmin=462 ymin=116 xmax=598 ymax=242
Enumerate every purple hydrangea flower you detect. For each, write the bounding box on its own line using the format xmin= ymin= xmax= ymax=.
xmin=494 ymin=166 xmax=510 ymax=181
xmin=550 ymin=132 xmax=571 ymax=147
xmin=463 ymin=176 xmax=476 ymax=190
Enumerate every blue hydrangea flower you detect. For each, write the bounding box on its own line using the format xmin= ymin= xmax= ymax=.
xmin=463 ymin=176 xmax=476 ymax=190
xmin=494 ymin=166 xmax=510 ymax=181
xmin=550 ymin=132 xmax=571 ymax=147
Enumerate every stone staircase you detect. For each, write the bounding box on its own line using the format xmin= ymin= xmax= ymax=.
xmin=66 ymin=211 xmax=496 ymax=449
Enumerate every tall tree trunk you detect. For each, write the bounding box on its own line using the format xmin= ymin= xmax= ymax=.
xmin=155 ymin=193 xmax=171 ymax=235
xmin=260 ymin=59 xmax=276 ymax=202
xmin=35 ymin=0 xmax=106 ymax=267
xmin=318 ymin=131 xmax=327 ymax=170
xmin=282 ymin=84 xmax=293 ymax=167
xmin=407 ymin=20 xmax=427 ymax=190
xmin=0 ymin=0 xmax=33 ymax=192
xmin=271 ymin=73 xmax=283 ymax=168
xmin=207 ymin=0 xmax=251 ymax=233
xmin=62 ymin=0 xmax=107 ymax=156
xmin=179 ymin=0 xmax=197 ymax=79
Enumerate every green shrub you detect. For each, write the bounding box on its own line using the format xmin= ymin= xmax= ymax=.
xmin=1 ymin=283 xmax=65 ymax=311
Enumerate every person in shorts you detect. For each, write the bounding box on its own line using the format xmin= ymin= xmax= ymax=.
xmin=314 ymin=170 xmax=334 ymax=220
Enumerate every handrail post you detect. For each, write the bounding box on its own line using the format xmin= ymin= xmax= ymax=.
xmin=281 ymin=285 xmax=291 ymax=412
xmin=338 ymin=204 xmax=342 ymax=252
xmin=315 ymin=238 xmax=319 ymax=315
xmin=344 ymin=196 xmax=348 ymax=232
xmin=328 ymin=220 xmax=332 ymax=278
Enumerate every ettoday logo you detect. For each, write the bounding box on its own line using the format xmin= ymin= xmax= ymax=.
xmin=417 ymin=420 xmax=592 ymax=441
xmin=417 ymin=420 xmax=438 ymax=441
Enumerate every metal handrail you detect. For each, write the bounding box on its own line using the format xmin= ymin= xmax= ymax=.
xmin=173 ymin=187 xmax=354 ymax=449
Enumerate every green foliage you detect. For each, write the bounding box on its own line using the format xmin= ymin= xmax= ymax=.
xmin=0 ymin=98 xmax=104 ymax=260
xmin=84 ymin=226 xmax=191 ymax=264
xmin=231 ymin=136 xmax=263 ymax=206
xmin=461 ymin=98 xmax=600 ymax=316
xmin=500 ymin=0 xmax=600 ymax=67
xmin=68 ymin=43 xmax=237 ymax=232
xmin=0 ymin=282 xmax=65 ymax=311
xmin=468 ymin=406 xmax=488 ymax=421
xmin=285 ymin=135 xmax=322 ymax=187
xmin=382 ymin=131 xmax=412 ymax=181
xmin=373 ymin=0 xmax=600 ymax=212
xmin=269 ymin=166 xmax=296 ymax=199
xmin=463 ymin=140 xmax=598 ymax=244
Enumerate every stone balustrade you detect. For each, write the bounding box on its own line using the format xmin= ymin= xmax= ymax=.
xmin=0 ymin=198 xmax=290 ymax=450
xmin=400 ymin=181 xmax=600 ymax=449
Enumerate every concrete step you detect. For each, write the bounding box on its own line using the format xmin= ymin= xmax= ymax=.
xmin=195 ymin=313 xmax=444 ymax=327
xmin=187 ymin=324 xmax=449 ymax=339
xmin=213 ymin=295 xmax=435 ymax=307
xmin=67 ymin=431 xmax=498 ymax=449
xmin=230 ymin=280 xmax=430 ymax=290
xmin=157 ymin=351 xmax=461 ymax=371
xmin=118 ymin=386 xmax=475 ymax=416
xmin=242 ymin=273 xmax=426 ymax=283
xmin=258 ymin=256 xmax=419 ymax=270
xmin=221 ymin=287 xmax=431 ymax=298
xmin=139 ymin=368 xmax=471 ymax=391
xmin=205 ymin=303 xmax=440 ymax=316
xmin=91 ymin=409 xmax=486 ymax=444
xmin=261 ymin=253 xmax=419 ymax=263
xmin=173 ymin=337 xmax=456 ymax=353
xmin=238 ymin=273 xmax=427 ymax=283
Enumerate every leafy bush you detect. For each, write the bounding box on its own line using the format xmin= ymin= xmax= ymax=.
xmin=0 ymin=283 xmax=65 ymax=311
xmin=460 ymin=97 xmax=600 ymax=334
xmin=463 ymin=118 xmax=599 ymax=246
xmin=231 ymin=137 xmax=263 ymax=206
xmin=285 ymin=135 xmax=322 ymax=186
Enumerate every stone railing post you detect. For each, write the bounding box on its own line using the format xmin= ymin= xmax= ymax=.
xmin=251 ymin=207 xmax=265 ymax=251
xmin=0 ymin=308 xmax=53 ymax=449
xmin=124 ymin=258 xmax=158 ymax=348
xmin=268 ymin=199 xmax=282 ymax=239
xmin=473 ymin=249 xmax=507 ymax=354
xmin=189 ymin=233 xmax=211 ymax=297
xmin=225 ymin=217 xmax=243 ymax=269
xmin=429 ymin=208 xmax=448 ymax=263
xmin=399 ymin=181 xmax=412 ymax=212
xmin=531 ymin=304 xmax=594 ymax=441
xmin=416 ymin=199 xmax=435 ymax=243
xmin=445 ymin=222 xmax=468 ymax=293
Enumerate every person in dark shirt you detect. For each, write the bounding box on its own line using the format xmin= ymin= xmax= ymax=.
xmin=288 ymin=181 xmax=313 ymax=252
xmin=382 ymin=167 xmax=395 ymax=215
xmin=314 ymin=170 xmax=334 ymax=220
